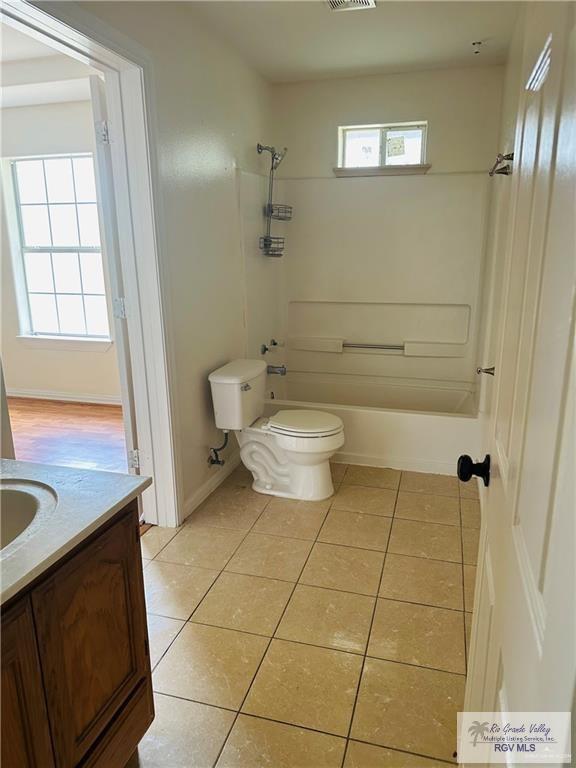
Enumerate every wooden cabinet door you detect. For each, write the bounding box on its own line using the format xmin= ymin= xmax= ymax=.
xmin=32 ymin=505 xmax=150 ymax=768
xmin=1 ymin=598 xmax=55 ymax=768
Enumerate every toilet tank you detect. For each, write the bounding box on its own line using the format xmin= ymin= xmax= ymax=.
xmin=208 ymin=359 xmax=267 ymax=430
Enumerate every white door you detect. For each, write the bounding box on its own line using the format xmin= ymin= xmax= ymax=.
xmin=465 ymin=0 xmax=576 ymax=751
xmin=89 ymin=75 xmax=139 ymax=474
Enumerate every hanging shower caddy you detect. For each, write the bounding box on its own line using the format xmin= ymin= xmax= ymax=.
xmin=257 ymin=143 xmax=292 ymax=256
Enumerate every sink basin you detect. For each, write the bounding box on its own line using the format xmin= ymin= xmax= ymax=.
xmin=0 ymin=480 xmax=57 ymax=550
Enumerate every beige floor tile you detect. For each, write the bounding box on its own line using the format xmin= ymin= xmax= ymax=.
xmin=144 ymin=561 xmax=219 ymax=620
xmin=379 ymin=554 xmax=463 ymax=610
xmin=332 ymin=484 xmax=396 ymax=517
xmin=344 ymin=740 xmax=449 ymax=767
xmin=318 ymin=509 xmax=392 ymax=552
xmin=300 ymin=543 xmax=384 ymax=596
xmin=331 ymin=462 xmax=348 ymax=485
xmin=155 ymin=526 xmax=245 ymax=570
xmin=207 ymin=483 xmax=270 ymax=511
xmin=275 ymin=585 xmax=375 ymax=654
xmin=368 ymin=599 xmax=466 ymax=674
xmin=225 ymin=533 xmax=312 ymax=581
xmin=140 ymin=526 xmax=180 ymax=559
xmin=388 ymin=519 xmax=462 ymax=563
xmin=242 ymin=639 xmax=363 ymax=736
xmin=465 ymin=613 xmax=472 ymax=659
xmin=351 ymin=658 xmax=464 ymax=761
xmin=344 ymin=465 xmax=401 ymax=490
xmin=463 ymin=528 xmax=480 ymax=565
xmin=217 ymin=714 xmax=346 ymax=768
xmin=146 ymin=614 xmax=184 ymax=668
xmin=459 ymin=478 xmax=479 ymax=499
xmin=191 ymin=572 xmax=293 ymax=636
xmin=186 ymin=501 xmax=264 ymax=532
xmin=461 ymin=499 xmax=481 ymax=529
xmin=186 ymin=485 xmax=269 ymax=531
xmin=400 ymin=472 xmax=459 ymax=498
xmin=395 ymin=492 xmax=460 ymax=526
xmin=252 ymin=497 xmax=330 ymax=540
xmin=463 ymin=564 xmax=476 ymax=612
xmin=141 ymin=558 xmax=151 ymax=569
xmin=153 ymin=623 xmax=268 ymax=709
xmin=132 ymin=693 xmax=234 ymax=768
xmin=224 ymin=464 xmax=253 ymax=488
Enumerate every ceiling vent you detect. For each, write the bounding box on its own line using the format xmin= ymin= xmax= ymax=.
xmin=327 ymin=0 xmax=376 ymax=11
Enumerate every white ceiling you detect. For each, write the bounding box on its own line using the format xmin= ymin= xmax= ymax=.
xmin=1 ymin=24 xmax=95 ymax=108
xmin=0 ymin=24 xmax=60 ymax=62
xmin=195 ymin=1 xmax=520 ymax=82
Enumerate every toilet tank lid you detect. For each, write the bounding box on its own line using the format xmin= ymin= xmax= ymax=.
xmin=209 ymin=359 xmax=267 ymax=384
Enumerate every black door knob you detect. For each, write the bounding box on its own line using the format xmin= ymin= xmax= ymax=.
xmin=457 ymin=454 xmax=491 ymax=487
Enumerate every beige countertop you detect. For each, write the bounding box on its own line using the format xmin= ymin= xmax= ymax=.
xmin=0 ymin=459 xmax=152 ymax=605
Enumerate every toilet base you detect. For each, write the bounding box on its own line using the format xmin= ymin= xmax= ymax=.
xmin=235 ymin=423 xmax=342 ymax=501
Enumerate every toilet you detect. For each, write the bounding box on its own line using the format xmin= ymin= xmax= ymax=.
xmin=209 ymin=359 xmax=344 ymax=500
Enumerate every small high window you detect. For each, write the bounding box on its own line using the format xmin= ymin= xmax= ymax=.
xmin=339 ymin=122 xmax=427 ymax=169
xmin=8 ymin=154 xmax=111 ymax=339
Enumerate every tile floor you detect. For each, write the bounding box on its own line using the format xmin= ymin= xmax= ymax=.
xmin=134 ymin=464 xmax=480 ymax=768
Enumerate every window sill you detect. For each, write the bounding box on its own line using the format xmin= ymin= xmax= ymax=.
xmin=333 ymin=164 xmax=431 ymax=178
xmin=17 ymin=335 xmax=113 ymax=352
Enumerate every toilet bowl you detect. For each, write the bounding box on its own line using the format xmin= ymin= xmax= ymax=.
xmin=209 ymin=360 xmax=345 ymax=501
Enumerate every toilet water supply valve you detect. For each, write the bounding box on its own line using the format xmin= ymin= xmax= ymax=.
xmin=208 ymin=431 xmax=229 ymax=466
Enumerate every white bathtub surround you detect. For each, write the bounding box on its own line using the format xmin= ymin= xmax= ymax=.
xmin=265 ymin=400 xmax=480 ymax=476
xmin=0 ymin=459 xmax=151 ymax=603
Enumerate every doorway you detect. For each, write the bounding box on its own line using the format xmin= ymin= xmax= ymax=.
xmin=1 ymin=34 xmax=130 ymax=472
xmin=0 ymin=3 xmax=179 ymax=527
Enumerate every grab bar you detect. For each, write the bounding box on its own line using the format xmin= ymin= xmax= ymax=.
xmin=343 ymin=342 xmax=405 ymax=351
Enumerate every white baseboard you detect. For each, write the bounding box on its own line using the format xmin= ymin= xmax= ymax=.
xmin=334 ymin=450 xmax=457 ymax=476
xmin=6 ymin=388 xmax=122 ymax=405
xmin=181 ymin=451 xmax=242 ymax=524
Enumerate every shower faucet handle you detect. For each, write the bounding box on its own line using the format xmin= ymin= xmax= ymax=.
xmin=267 ymin=365 xmax=287 ymax=376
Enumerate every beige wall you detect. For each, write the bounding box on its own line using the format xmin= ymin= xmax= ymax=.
xmin=271 ymin=66 xmax=504 ymax=178
xmin=264 ymin=66 xmax=503 ymax=404
xmin=73 ymin=1 xmax=272 ymax=513
xmin=1 ymin=99 xmax=122 ymax=401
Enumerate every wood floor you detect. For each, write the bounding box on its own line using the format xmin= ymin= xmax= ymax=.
xmin=7 ymin=397 xmax=128 ymax=473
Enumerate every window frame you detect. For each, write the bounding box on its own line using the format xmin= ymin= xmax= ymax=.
xmin=6 ymin=153 xmax=114 ymax=343
xmin=338 ymin=121 xmax=428 ymax=169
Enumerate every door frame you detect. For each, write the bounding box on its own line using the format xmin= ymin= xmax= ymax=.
xmin=0 ymin=0 xmax=181 ymax=527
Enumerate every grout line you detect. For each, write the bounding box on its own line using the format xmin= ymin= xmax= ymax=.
xmin=151 ymin=693 xmax=457 ymax=765
xmin=457 ymin=490 xmax=468 ymax=676
xmin=210 ymin=502 xmax=324 ymax=768
xmin=146 ymin=494 xmax=275 ymax=674
xmin=339 ymin=469 xmax=401 ymax=767
xmin=146 ymin=468 xmax=468 ymax=765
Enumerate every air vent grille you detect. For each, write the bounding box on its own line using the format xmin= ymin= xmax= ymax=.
xmin=327 ymin=0 xmax=376 ymax=11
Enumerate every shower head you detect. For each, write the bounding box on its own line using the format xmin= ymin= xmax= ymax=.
xmin=272 ymin=148 xmax=287 ymax=169
xmin=257 ymin=143 xmax=287 ymax=170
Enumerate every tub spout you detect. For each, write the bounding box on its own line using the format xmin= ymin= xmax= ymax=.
xmin=267 ymin=365 xmax=287 ymax=376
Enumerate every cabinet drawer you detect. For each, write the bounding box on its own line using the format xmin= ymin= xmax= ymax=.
xmin=32 ymin=505 xmax=150 ymax=767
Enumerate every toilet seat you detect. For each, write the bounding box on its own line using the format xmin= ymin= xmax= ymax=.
xmin=268 ymin=410 xmax=344 ymax=438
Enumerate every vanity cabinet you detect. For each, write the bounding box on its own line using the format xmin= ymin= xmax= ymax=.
xmin=1 ymin=599 xmax=55 ymax=768
xmin=1 ymin=501 xmax=153 ymax=768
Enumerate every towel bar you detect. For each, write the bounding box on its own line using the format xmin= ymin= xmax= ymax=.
xmin=343 ymin=342 xmax=405 ymax=351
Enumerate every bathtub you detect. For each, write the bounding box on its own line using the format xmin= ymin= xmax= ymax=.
xmin=264 ymin=375 xmax=481 ymax=475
